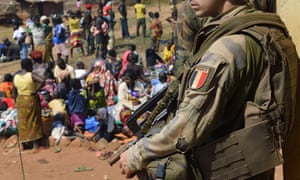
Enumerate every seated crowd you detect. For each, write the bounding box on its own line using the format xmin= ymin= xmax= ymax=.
xmin=0 ymin=43 xmax=173 ymax=152
xmin=0 ymin=9 xmax=175 ymax=152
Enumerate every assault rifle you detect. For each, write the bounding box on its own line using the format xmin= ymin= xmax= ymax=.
xmin=126 ymin=86 xmax=168 ymax=137
xmin=107 ymin=86 xmax=168 ymax=166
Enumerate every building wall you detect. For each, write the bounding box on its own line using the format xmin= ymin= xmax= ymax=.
xmin=277 ymin=0 xmax=300 ymax=53
xmin=277 ymin=0 xmax=300 ymax=179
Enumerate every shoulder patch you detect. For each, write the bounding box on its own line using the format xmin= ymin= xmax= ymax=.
xmin=189 ymin=66 xmax=214 ymax=90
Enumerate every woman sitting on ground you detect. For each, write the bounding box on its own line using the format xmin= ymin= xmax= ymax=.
xmin=116 ymin=70 xmax=147 ymax=132
xmin=67 ymin=79 xmax=87 ymax=133
xmin=86 ymin=60 xmax=118 ymax=106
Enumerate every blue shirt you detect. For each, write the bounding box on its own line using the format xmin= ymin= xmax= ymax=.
xmin=53 ymin=24 xmax=66 ymax=44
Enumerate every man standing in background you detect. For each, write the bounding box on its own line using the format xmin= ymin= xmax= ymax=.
xmin=134 ymin=0 xmax=146 ymax=38
xmin=118 ymin=0 xmax=131 ymax=39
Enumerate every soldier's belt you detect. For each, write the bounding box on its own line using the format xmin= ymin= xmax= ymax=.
xmin=193 ymin=120 xmax=283 ymax=180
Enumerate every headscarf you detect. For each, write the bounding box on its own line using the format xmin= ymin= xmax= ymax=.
xmin=86 ymin=60 xmax=118 ymax=105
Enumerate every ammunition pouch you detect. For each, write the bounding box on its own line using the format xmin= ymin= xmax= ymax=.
xmin=193 ymin=120 xmax=283 ymax=180
xmin=137 ymin=153 xmax=192 ymax=180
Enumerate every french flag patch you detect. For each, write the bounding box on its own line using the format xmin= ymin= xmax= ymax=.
xmin=189 ymin=67 xmax=209 ymax=89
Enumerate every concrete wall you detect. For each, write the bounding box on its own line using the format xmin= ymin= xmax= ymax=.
xmin=277 ymin=0 xmax=300 ymax=179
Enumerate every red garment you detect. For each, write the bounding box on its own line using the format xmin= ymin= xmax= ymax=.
xmin=150 ymin=19 xmax=163 ymax=38
xmin=85 ymin=3 xmax=92 ymax=10
xmin=119 ymin=50 xmax=132 ymax=78
xmin=120 ymin=107 xmax=131 ymax=128
xmin=1 ymin=98 xmax=15 ymax=108
xmin=70 ymin=30 xmax=84 ymax=48
xmin=103 ymin=3 xmax=112 ymax=17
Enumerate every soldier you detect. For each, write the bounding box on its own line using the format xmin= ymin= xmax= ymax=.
xmin=119 ymin=0 xmax=299 ymax=180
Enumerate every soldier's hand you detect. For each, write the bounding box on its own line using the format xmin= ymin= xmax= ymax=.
xmin=119 ymin=151 xmax=135 ymax=178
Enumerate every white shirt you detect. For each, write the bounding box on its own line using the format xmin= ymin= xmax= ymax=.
xmin=13 ymin=26 xmax=25 ymax=42
xmin=75 ymin=69 xmax=87 ymax=87
xmin=115 ymin=80 xmax=146 ymax=120
xmin=75 ymin=69 xmax=87 ymax=79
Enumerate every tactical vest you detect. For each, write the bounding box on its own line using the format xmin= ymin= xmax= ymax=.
xmin=178 ymin=10 xmax=299 ymax=179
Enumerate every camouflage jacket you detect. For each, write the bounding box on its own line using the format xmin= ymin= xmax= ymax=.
xmin=125 ymin=5 xmax=297 ymax=173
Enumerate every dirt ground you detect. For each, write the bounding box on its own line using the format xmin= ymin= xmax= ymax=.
xmin=0 ymin=135 xmax=138 ymax=180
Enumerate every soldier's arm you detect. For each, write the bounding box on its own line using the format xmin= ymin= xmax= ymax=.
xmin=125 ymin=35 xmax=248 ymax=172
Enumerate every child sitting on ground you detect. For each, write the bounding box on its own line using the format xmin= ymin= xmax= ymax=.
xmin=48 ymin=91 xmax=70 ymax=130
xmin=86 ymin=108 xmax=116 ymax=142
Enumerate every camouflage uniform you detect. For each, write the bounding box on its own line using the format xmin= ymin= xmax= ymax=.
xmin=125 ymin=4 xmax=298 ymax=180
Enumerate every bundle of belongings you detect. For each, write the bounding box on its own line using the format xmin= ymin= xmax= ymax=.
xmin=0 ymin=109 xmax=17 ymax=137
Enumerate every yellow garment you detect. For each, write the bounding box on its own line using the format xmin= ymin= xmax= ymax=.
xmin=13 ymin=72 xmax=40 ymax=96
xmin=134 ymin=3 xmax=146 ymax=19
xmin=162 ymin=45 xmax=175 ymax=63
xmin=48 ymin=98 xmax=70 ymax=126
xmin=68 ymin=18 xmax=80 ymax=32
xmin=48 ymin=98 xmax=67 ymax=116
